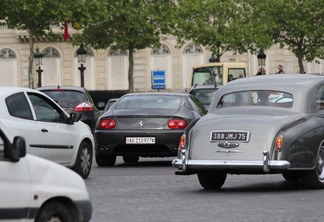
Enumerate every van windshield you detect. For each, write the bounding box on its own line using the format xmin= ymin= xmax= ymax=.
xmin=192 ymin=66 xmax=223 ymax=86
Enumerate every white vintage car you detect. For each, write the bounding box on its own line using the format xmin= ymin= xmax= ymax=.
xmin=0 ymin=86 xmax=94 ymax=179
xmin=0 ymin=123 xmax=92 ymax=221
xmin=173 ymin=74 xmax=324 ymax=190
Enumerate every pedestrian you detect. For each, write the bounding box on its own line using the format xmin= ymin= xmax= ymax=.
xmin=256 ymin=67 xmax=266 ymax=75
xmin=276 ymin=64 xmax=284 ymax=74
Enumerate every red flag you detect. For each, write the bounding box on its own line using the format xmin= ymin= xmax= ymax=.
xmin=63 ymin=21 xmax=69 ymax=41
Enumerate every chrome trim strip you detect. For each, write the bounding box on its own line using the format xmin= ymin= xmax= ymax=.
xmin=172 ymin=159 xmax=291 ymax=171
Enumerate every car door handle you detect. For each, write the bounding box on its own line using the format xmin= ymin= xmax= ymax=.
xmin=41 ymin=128 xmax=48 ymax=132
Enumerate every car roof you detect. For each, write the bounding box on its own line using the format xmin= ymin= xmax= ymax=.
xmin=37 ymin=86 xmax=86 ymax=92
xmin=216 ymin=74 xmax=324 ymax=94
xmin=0 ymin=86 xmax=39 ymax=95
xmin=122 ymin=92 xmax=190 ymax=97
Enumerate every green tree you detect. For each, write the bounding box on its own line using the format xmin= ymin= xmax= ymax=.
xmin=173 ymin=0 xmax=273 ymax=62
xmin=2 ymin=0 xmax=85 ymax=88
xmin=74 ymin=0 xmax=176 ymax=92
xmin=261 ymin=0 xmax=324 ymax=73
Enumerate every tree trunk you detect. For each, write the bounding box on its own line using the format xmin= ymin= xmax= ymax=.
xmin=128 ymin=45 xmax=134 ymax=92
xmin=297 ymin=53 xmax=305 ymax=74
xmin=28 ymin=31 xmax=34 ymax=88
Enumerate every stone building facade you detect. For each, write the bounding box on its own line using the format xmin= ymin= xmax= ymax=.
xmin=1 ymin=23 xmax=323 ymax=92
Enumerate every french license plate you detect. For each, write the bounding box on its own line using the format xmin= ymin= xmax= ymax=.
xmin=210 ymin=131 xmax=249 ymax=142
xmin=126 ymin=137 xmax=156 ymax=144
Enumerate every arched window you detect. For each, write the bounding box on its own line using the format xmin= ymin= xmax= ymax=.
xmin=0 ymin=48 xmax=18 ymax=86
xmin=41 ymin=47 xmax=61 ymax=86
xmin=0 ymin=48 xmax=17 ymax=59
xmin=183 ymin=43 xmax=203 ymax=54
xmin=108 ymin=49 xmax=128 ymax=56
xmin=182 ymin=43 xmax=204 ymax=89
xmin=150 ymin=44 xmax=172 ymax=89
xmin=107 ymin=48 xmax=128 ymax=90
xmin=151 ymin=44 xmax=171 ymax=55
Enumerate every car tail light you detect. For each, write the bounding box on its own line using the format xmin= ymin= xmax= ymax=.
xmin=74 ymin=102 xmax=93 ymax=112
xmin=179 ymin=134 xmax=186 ymax=150
xmin=168 ymin=119 xmax=187 ymax=129
xmin=275 ymin=135 xmax=283 ymax=151
xmin=99 ymin=119 xmax=116 ymax=129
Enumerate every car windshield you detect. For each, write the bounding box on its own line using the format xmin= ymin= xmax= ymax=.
xmin=42 ymin=90 xmax=86 ymax=108
xmin=191 ymin=89 xmax=217 ymax=105
xmin=116 ymin=95 xmax=182 ymax=109
xmin=216 ymin=90 xmax=293 ymax=108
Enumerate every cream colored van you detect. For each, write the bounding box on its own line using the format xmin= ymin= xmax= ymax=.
xmin=191 ymin=62 xmax=246 ymax=86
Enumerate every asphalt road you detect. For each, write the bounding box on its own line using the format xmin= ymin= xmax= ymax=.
xmin=85 ymin=157 xmax=324 ymax=222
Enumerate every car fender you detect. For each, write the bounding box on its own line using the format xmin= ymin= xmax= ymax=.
xmin=278 ymin=117 xmax=324 ymax=169
xmin=26 ymin=154 xmax=90 ymax=207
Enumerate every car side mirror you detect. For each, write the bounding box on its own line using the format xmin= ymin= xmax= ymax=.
xmin=67 ymin=113 xmax=81 ymax=124
xmin=9 ymin=136 xmax=26 ymax=162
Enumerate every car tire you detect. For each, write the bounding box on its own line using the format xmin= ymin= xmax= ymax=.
xmin=35 ymin=201 xmax=76 ymax=222
xmin=72 ymin=142 xmax=92 ymax=179
xmin=197 ymin=171 xmax=227 ymax=190
xmin=96 ymin=154 xmax=116 ymax=166
xmin=123 ymin=155 xmax=139 ymax=163
xmin=301 ymin=145 xmax=324 ymax=189
xmin=282 ymin=171 xmax=302 ymax=181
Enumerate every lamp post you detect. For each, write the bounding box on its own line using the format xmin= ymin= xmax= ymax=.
xmin=257 ymin=49 xmax=267 ymax=67
xmin=34 ymin=46 xmax=44 ymax=87
xmin=76 ymin=43 xmax=87 ymax=87
xmin=209 ymin=54 xmax=218 ymax=63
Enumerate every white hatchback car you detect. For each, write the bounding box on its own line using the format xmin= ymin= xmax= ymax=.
xmin=0 ymin=86 xmax=94 ymax=179
xmin=0 ymin=123 xmax=92 ymax=221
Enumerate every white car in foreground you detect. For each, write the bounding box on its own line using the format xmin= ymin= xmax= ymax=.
xmin=0 ymin=86 xmax=94 ymax=178
xmin=0 ymin=123 xmax=92 ymax=221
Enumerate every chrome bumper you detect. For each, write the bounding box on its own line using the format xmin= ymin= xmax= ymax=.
xmin=173 ymin=150 xmax=291 ymax=173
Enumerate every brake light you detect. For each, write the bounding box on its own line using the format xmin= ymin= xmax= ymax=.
xmin=275 ymin=135 xmax=283 ymax=151
xmin=168 ymin=119 xmax=187 ymax=129
xmin=74 ymin=102 xmax=93 ymax=112
xmin=179 ymin=134 xmax=186 ymax=150
xmin=99 ymin=119 xmax=116 ymax=129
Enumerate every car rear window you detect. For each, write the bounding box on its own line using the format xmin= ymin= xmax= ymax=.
xmin=42 ymin=90 xmax=86 ymax=108
xmin=116 ymin=95 xmax=182 ymax=109
xmin=216 ymin=90 xmax=293 ymax=108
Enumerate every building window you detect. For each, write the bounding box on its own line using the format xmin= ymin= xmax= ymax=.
xmin=42 ymin=47 xmax=60 ymax=58
xmin=183 ymin=43 xmax=203 ymax=54
xmin=108 ymin=49 xmax=128 ymax=57
xmin=0 ymin=48 xmax=16 ymax=59
xmin=151 ymin=44 xmax=170 ymax=55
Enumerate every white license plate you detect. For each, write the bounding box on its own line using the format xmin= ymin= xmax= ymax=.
xmin=126 ymin=137 xmax=156 ymax=144
xmin=210 ymin=130 xmax=250 ymax=142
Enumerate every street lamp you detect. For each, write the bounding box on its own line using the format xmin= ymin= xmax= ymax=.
xmin=76 ymin=43 xmax=87 ymax=87
xmin=257 ymin=49 xmax=267 ymax=67
xmin=209 ymin=54 xmax=218 ymax=63
xmin=34 ymin=46 xmax=44 ymax=87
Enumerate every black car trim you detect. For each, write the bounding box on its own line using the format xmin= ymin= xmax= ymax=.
xmin=0 ymin=207 xmax=38 ymax=219
xmin=30 ymin=144 xmax=74 ymax=149
xmin=75 ymin=200 xmax=93 ymax=221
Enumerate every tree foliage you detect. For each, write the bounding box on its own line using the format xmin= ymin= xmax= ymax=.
xmin=2 ymin=0 xmax=85 ymax=88
xmin=75 ymin=0 xmax=176 ymax=92
xmin=173 ymin=0 xmax=274 ymax=62
xmin=257 ymin=0 xmax=324 ymax=73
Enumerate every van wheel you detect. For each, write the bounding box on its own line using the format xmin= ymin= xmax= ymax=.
xmin=36 ymin=201 xmax=76 ymax=222
xmin=96 ymin=154 xmax=116 ymax=166
xmin=197 ymin=171 xmax=227 ymax=190
xmin=73 ymin=142 xmax=92 ymax=179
